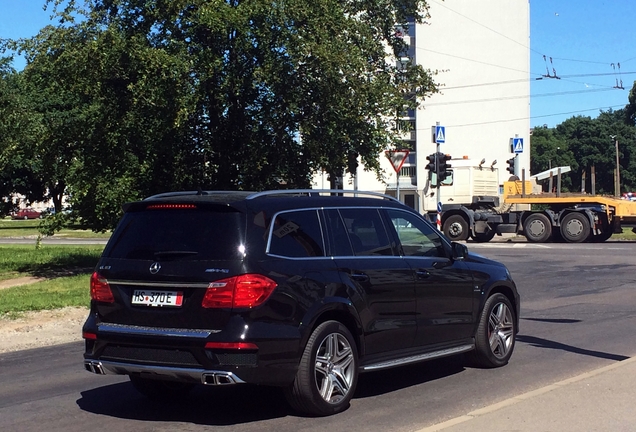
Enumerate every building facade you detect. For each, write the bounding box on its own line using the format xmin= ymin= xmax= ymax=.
xmin=313 ymin=0 xmax=530 ymax=214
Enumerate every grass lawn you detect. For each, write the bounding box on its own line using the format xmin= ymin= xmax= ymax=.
xmin=0 ymin=218 xmax=111 ymax=239
xmin=0 ymin=274 xmax=90 ymax=317
xmin=0 ymin=244 xmax=101 ymax=317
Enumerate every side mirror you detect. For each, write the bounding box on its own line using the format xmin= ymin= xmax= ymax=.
xmin=451 ymin=242 xmax=468 ymax=260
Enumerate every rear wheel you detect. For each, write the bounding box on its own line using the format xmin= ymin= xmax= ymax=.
xmin=470 ymin=293 xmax=516 ymax=368
xmin=284 ymin=320 xmax=358 ymax=416
xmin=471 ymin=230 xmax=496 ymax=243
xmin=443 ymin=215 xmax=469 ymax=241
xmin=129 ymin=375 xmax=194 ymax=402
xmin=560 ymin=212 xmax=590 ymax=243
xmin=523 ymin=213 xmax=552 ymax=243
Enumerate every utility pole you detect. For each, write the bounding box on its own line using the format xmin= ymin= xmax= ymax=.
xmin=611 ymin=135 xmax=620 ymax=196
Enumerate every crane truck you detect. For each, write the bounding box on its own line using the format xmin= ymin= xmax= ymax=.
xmin=424 ymin=156 xmax=636 ymax=243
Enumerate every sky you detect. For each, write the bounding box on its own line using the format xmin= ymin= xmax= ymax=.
xmin=1 ymin=0 xmax=635 ymax=129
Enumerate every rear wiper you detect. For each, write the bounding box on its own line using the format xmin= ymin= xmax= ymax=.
xmin=153 ymin=250 xmax=199 ymax=259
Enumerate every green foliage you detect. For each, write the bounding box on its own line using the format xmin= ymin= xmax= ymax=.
xmin=1 ymin=0 xmax=439 ymax=232
xmin=532 ymin=104 xmax=636 ymax=195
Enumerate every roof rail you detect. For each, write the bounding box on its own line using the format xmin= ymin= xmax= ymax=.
xmin=246 ymin=189 xmax=400 ymax=203
xmin=144 ymin=191 xmax=248 ymax=200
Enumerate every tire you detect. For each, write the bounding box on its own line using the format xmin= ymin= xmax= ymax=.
xmin=523 ymin=213 xmax=552 ymax=243
xmin=470 ymin=293 xmax=516 ymax=368
xmin=471 ymin=230 xmax=496 ymax=243
xmin=129 ymin=375 xmax=194 ymax=402
xmin=23 ymin=216 xmax=28 ymax=220
xmin=284 ymin=320 xmax=358 ymax=416
xmin=443 ymin=215 xmax=469 ymax=241
xmin=560 ymin=212 xmax=590 ymax=243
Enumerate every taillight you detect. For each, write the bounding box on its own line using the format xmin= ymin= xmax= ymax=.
xmin=202 ymin=274 xmax=277 ymax=309
xmin=204 ymin=342 xmax=258 ymax=350
xmin=90 ymin=272 xmax=115 ymax=303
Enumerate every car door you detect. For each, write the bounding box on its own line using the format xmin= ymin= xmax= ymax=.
xmin=326 ymin=208 xmax=417 ymax=354
xmin=384 ymin=209 xmax=475 ymax=347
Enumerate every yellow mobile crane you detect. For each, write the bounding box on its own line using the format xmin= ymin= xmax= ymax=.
xmin=501 ymin=179 xmax=636 ymax=243
xmin=431 ymin=159 xmax=636 ymax=243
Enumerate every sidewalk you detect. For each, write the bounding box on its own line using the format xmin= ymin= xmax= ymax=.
xmin=417 ymin=355 xmax=636 ymax=432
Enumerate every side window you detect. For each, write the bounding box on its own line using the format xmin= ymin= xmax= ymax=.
xmin=324 ymin=209 xmax=354 ymax=256
xmin=386 ymin=209 xmax=446 ymax=258
xmin=338 ymin=208 xmax=394 ymax=256
xmin=268 ymin=210 xmax=325 ymax=258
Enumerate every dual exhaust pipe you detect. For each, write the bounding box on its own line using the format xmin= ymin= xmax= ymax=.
xmin=83 ymin=360 xmax=243 ymax=385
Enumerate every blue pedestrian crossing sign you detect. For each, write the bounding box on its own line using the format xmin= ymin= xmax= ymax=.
xmin=512 ymin=137 xmax=524 ymax=154
xmin=434 ymin=125 xmax=446 ymax=144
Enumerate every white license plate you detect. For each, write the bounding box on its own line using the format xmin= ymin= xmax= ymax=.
xmin=132 ymin=290 xmax=183 ymax=307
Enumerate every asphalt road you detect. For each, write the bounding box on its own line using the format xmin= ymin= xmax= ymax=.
xmin=2 ymin=241 xmax=636 ymax=432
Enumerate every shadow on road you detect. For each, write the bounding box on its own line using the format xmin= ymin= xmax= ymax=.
xmin=517 ymin=334 xmax=630 ymax=361
xmin=76 ymin=356 xmax=467 ymax=424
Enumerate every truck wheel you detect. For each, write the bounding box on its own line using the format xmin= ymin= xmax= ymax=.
xmin=469 ymin=293 xmax=516 ymax=368
xmin=284 ymin=320 xmax=358 ymax=416
xmin=443 ymin=215 xmax=469 ymax=241
xmin=472 ymin=230 xmax=496 ymax=243
xmin=523 ymin=213 xmax=552 ymax=243
xmin=560 ymin=212 xmax=590 ymax=243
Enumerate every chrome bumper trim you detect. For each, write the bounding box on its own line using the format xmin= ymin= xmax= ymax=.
xmin=97 ymin=323 xmax=218 ymax=338
xmin=83 ymin=360 xmax=245 ymax=385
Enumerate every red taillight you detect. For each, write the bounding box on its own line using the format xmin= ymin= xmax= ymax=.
xmin=82 ymin=332 xmax=97 ymax=340
xmin=202 ymin=274 xmax=277 ymax=309
xmin=204 ymin=342 xmax=258 ymax=350
xmin=146 ymin=204 xmax=197 ymax=210
xmin=90 ymin=272 xmax=115 ymax=303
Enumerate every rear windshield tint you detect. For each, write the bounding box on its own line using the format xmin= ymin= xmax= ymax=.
xmin=104 ymin=208 xmax=245 ymax=261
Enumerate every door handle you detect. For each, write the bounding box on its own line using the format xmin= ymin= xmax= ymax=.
xmin=416 ymin=270 xmax=430 ymax=279
xmin=351 ymin=272 xmax=369 ymax=282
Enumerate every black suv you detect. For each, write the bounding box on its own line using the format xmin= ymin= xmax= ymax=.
xmin=83 ymin=190 xmax=519 ymax=416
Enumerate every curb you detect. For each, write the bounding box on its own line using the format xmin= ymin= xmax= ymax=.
xmin=415 ymin=355 xmax=636 ymax=432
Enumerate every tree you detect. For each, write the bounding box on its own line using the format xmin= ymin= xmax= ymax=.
xmin=530 ymin=126 xmax=576 ymax=191
xmin=6 ymin=0 xmax=439 ymax=231
xmin=0 ymin=60 xmax=47 ymax=214
xmin=554 ymin=110 xmax=636 ymax=195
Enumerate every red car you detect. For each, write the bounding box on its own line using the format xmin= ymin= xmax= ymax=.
xmin=11 ymin=208 xmax=42 ymax=220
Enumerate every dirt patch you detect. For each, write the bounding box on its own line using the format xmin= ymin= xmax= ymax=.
xmin=0 ymin=307 xmax=87 ymax=353
xmin=0 ymin=276 xmax=47 ymax=290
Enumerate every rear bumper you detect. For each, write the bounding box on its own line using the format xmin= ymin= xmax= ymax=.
xmin=84 ymin=359 xmax=245 ymax=385
xmin=82 ymin=315 xmax=301 ymax=386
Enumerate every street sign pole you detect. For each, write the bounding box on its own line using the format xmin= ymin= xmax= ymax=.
xmin=434 ymin=122 xmax=444 ymax=231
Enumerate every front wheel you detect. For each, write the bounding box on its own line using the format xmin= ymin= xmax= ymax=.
xmin=284 ymin=320 xmax=358 ymax=416
xmin=443 ymin=215 xmax=469 ymax=241
xmin=470 ymin=293 xmax=516 ymax=368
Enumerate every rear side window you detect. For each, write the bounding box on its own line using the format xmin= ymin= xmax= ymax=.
xmin=268 ymin=210 xmax=325 ymax=258
xmin=338 ymin=208 xmax=394 ymax=256
xmin=104 ymin=208 xmax=245 ymax=260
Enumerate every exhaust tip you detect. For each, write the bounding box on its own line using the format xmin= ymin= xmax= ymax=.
xmin=84 ymin=360 xmax=106 ymax=375
xmin=201 ymin=372 xmax=241 ymax=385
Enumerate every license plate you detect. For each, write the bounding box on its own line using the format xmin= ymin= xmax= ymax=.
xmin=132 ymin=290 xmax=183 ymax=307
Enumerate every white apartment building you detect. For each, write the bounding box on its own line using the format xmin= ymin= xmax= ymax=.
xmin=313 ymin=0 xmax=530 ymax=214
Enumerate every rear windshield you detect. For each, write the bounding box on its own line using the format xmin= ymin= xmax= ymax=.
xmin=103 ymin=208 xmax=245 ymax=261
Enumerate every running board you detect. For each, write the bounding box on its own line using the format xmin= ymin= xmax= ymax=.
xmin=360 ymin=343 xmax=474 ymax=372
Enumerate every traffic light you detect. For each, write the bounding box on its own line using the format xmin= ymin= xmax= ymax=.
xmin=426 ymin=153 xmax=437 ymax=172
xmin=506 ymin=157 xmax=515 ymax=175
xmin=438 ymin=153 xmax=452 ymax=180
